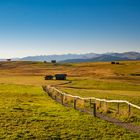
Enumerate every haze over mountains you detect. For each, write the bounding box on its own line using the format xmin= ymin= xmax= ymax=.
xmin=60 ymin=52 xmax=140 ymax=63
xmin=20 ymin=53 xmax=99 ymax=62
xmin=1 ymin=52 xmax=140 ymax=63
xmin=21 ymin=51 xmax=140 ymax=62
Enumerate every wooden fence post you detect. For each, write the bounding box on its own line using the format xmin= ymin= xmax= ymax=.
xmin=74 ymin=98 xmax=77 ymax=109
xmin=63 ymin=94 xmax=65 ymax=105
xmin=117 ymin=103 xmax=120 ymax=114
xmin=61 ymin=94 xmax=64 ymax=105
xmin=99 ymin=101 xmax=102 ymax=108
xmin=54 ymin=95 xmax=56 ymax=100
xmin=48 ymin=91 xmax=51 ymax=97
xmin=104 ymin=102 xmax=109 ymax=112
xmin=128 ymin=104 xmax=131 ymax=116
xmin=84 ymin=99 xmax=86 ymax=112
xmin=91 ymin=103 xmax=96 ymax=117
xmin=90 ymin=99 xmax=92 ymax=107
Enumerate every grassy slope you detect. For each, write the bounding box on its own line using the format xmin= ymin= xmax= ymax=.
xmin=0 ymin=84 xmax=140 ymax=139
xmin=60 ymin=78 xmax=140 ymax=103
xmin=0 ymin=61 xmax=140 ymax=139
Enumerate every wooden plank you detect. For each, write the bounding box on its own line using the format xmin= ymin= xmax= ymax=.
xmin=61 ymin=94 xmax=64 ymax=105
xmin=117 ymin=103 xmax=120 ymax=114
xmin=74 ymin=98 xmax=77 ymax=109
xmin=128 ymin=104 xmax=131 ymax=116
xmin=91 ymin=103 xmax=96 ymax=117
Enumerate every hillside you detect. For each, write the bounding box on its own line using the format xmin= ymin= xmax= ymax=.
xmin=0 ymin=60 xmax=140 ymax=79
xmin=0 ymin=60 xmax=140 ymax=139
xmin=1 ymin=84 xmax=140 ymax=139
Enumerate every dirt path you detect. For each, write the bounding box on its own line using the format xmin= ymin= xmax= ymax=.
xmin=96 ymin=113 xmax=140 ymax=134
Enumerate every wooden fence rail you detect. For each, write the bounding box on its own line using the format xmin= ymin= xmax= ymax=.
xmin=43 ymin=85 xmax=140 ymax=117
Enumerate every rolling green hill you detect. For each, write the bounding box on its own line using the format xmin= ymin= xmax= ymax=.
xmin=0 ymin=60 xmax=140 ymax=139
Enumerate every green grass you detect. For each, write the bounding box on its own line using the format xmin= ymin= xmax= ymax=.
xmin=59 ymin=78 xmax=140 ymax=126
xmin=0 ymin=61 xmax=140 ymax=139
xmin=0 ymin=84 xmax=140 ymax=139
xmin=62 ymin=78 xmax=140 ymax=91
xmin=0 ymin=75 xmax=66 ymax=86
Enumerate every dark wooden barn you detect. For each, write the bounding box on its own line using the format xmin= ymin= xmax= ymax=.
xmin=51 ymin=60 xmax=56 ymax=63
xmin=111 ymin=61 xmax=115 ymax=64
xmin=116 ymin=62 xmax=120 ymax=64
xmin=7 ymin=59 xmax=11 ymax=62
xmin=111 ymin=61 xmax=120 ymax=64
xmin=55 ymin=74 xmax=67 ymax=80
xmin=45 ymin=75 xmax=54 ymax=80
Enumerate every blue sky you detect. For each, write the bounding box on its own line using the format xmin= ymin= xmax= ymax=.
xmin=0 ymin=0 xmax=140 ymax=58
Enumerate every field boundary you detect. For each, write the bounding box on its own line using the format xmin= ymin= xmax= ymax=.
xmin=47 ymin=85 xmax=140 ymax=110
xmin=43 ymin=85 xmax=140 ymax=134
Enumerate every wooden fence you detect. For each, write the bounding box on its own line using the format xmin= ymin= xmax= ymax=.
xmin=43 ymin=85 xmax=140 ymax=117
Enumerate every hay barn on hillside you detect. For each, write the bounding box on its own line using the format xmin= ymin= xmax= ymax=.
xmin=111 ymin=61 xmax=115 ymax=64
xmin=55 ymin=74 xmax=67 ymax=80
xmin=51 ymin=60 xmax=56 ymax=63
xmin=111 ymin=61 xmax=120 ymax=64
xmin=7 ymin=59 xmax=11 ymax=62
xmin=45 ymin=75 xmax=54 ymax=80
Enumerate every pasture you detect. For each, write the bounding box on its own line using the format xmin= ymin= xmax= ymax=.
xmin=0 ymin=60 xmax=140 ymax=139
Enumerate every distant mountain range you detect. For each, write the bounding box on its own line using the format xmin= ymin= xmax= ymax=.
xmin=1 ymin=52 xmax=140 ymax=63
xmin=60 ymin=52 xmax=140 ymax=63
xmin=60 ymin=55 xmax=130 ymax=63
xmin=20 ymin=53 xmax=99 ymax=62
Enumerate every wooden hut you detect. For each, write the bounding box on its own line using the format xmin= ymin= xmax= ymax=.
xmin=55 ymin=74 xmax=67 ymax=80
xmin=116 ymin=62 xmax=120 ymax=64
xmin=7 ymin=59 xmax=11 ymax=62
xmin=45 ymin=75 xmax=54 ymax=80
xmin=111 ymin=61 xmax=115 ymax=64
xmin=51 ymin=60 xmax=56 ymax=64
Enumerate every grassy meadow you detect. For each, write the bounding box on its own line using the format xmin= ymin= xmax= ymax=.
xmin=0 ymin=60 xmax=140 ymax=139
